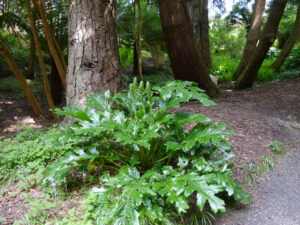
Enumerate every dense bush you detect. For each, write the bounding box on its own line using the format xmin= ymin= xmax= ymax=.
xmin=41 ymin=79 xmax=249 ymax=224
xmin=283 ymin=48 xmax=300 ymax=70
xmin=210 ymin=56 xmax=239 ymax=82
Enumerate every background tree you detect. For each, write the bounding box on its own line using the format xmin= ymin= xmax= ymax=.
xmin=0 ymin=33 xmax=43 ymax=116
xmin=236 ymin=0 xmax=288 ymax=89
xmin=158 ymin=0 xmax=220 ymax=97
xmin=67 ymin=0 xmax=123 ymax=107
xmin=187 ymin=0 xmax=212 ymax=67
xmin=272 ymin=1 xmax=300 ymax=71
xmin=233 ymin=0 xmax=266 ymax=80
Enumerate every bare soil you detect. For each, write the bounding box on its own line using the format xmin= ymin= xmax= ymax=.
xmin=0 ymin=79 xmax=299 ymax=224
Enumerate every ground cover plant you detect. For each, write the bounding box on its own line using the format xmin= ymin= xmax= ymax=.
xmin=38 ymin=79 xmax=250 ymax=224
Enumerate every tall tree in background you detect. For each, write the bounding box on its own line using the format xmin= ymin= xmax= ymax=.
xmin=272 ymin=1 xmax=300 ymax=71
xmin=233 ymin=0 xmax=266 ymax=80
xmin=158 ymin=0 xmax=220 ymax=97
xmin=27 ymin=32 xmax=36 ymax=79
xmin=236 ymin=0 xmax=288 ymax=89
xmin=67 ymin=0 xmax=123 ymax=106
xmin=187 ymin=0 xmax=212 ymax=67
xmin=0 ymin=34 xmax=43 ymax=116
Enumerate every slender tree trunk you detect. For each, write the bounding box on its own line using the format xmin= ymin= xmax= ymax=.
xmin=50 ymin=57 xmax=63 ymax=105
xmin=236 ymin=0 xmax=288 ymax=89
xmin=67 ymin=0 xmax=123 ymax=107
xmin=234 ymin=0 xmax=266 ymax=80
xmin=34 ymin=0 xmax=66 ymax=89
xmin=133 ymin=42 xmax=139 ymax=75
xmin=271 ymin=1 xmax=300 ymax=71
xmin=158 ymin=0 xmax=220 ymax=97
xmin=137 ymin=0 xmax=143 ymax=81
xmin=0 ymin=36 xmax=43 ymax=116
xmin=28 ymin=32 xmax=36 ymax=79
xmin=186 ymin=0 xmax=211 ymax=67
xmin=25 ymin=0 xmax=57 ymax=118
xmin=133 ymin=0 xmax=143 ymax=80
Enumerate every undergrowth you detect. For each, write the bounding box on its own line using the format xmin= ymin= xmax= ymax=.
xmin=0 ymin=79 xmax=250 ymax=224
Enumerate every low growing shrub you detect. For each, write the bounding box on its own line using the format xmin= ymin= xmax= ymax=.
xmin=42 ymin=79 xmax=250 ymax=224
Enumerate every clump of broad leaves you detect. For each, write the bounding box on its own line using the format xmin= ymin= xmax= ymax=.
xmin=42 ymin=79 xmax=250 ymax=224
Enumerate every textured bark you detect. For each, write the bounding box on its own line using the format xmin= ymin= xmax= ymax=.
xmin=234 ymin=0 xmax=266 ymax=80
xmin=186 ymin=0 xmax=211 ymax=67
xmin=67 ymin=0 xmax=123 ymax=107
xmin=236 ymin=0 xmax=288 ymax=89
xmin=272 ymin=1 xmax=300 ymax=71
xmin=0 ymin=35 xmax=43 ymax=116
xmin=26 ymin=0 xmax=57 ymax=118
xmin=27 ymin=32 xmax=36 ymax=79
xmin=158 ymin=0 xmax=220 ymax=97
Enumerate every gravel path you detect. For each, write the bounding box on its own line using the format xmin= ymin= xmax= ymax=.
xmin=215 ymin=125 xmax=300 ymax=225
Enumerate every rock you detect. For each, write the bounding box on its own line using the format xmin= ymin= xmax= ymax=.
xmin=210 ymin=75 xmax=218 ymax=85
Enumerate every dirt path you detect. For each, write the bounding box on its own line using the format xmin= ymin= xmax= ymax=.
xmin=214 ymin=122 xmax=300 ymax=225
xmin=0 ymin=78 xmax=299 ymax=224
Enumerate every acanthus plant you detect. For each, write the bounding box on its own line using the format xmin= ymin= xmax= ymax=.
xmin=42 ymin=78 xmax=250 ymax=224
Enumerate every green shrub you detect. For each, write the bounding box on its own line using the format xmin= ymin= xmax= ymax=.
xmin=41 ymin=79 xmax=249 ymax=224
xmin=282 ymin=47 xmax=300 ymax=70
xmin=210 ymin=56 xmax=239 ymax=82
xmin=256 ymin=57 xmax=277 ymax=83
xmin=119 ymin=46 xmax=134 ymax=68
xmin=0 ymin=126 xmax=71 ymax=184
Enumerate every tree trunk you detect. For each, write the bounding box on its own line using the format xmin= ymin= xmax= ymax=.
xmin=186 ymin=0 xmax=211 ymax=67
xmin=0 ymin=36 xmax=43 ymax=116
xmin=158 ymin=0 xmax=220 ymax=97
xmin=271 ymin=1 xmax=300 ymax=71
xmin=133 ymin=42 xmax=139 ymax=75
xmin=137 ymin=0 xmax=143 ymax=81
xmin=34 ymin=0 xmax=66 ymax=89
xmin=233 ymin=0 xmax=266 ymax=80
xmin=25 ymin=0 xmax=57 ymax=118
xmin=50 ymin=57 xmax=63 ymax=105
xmin=133 ymin=0 xmax=143 ymax=81
xmin=148 ymin=42 xmax=166 ymax=69
xmin=27 ymin=32 xmax=36 ymax=79
xmin=67 ymin=0 xmax=123 ymax=107
xmin=236 ymin=0 xmax=288 ymax=89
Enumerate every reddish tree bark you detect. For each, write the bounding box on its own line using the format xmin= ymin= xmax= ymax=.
xmin=158 ymin=0 xmax=220 ymax=97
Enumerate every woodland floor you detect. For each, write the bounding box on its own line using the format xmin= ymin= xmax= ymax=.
xmin=0 ymin=78 xmax=300 ymax=224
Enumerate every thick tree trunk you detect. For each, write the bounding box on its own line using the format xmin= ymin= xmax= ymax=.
xmin=236 ymin=0 xmax=288 ymax=89
xmin=27 ymin=32 xmax=36 ymax=79
xmin=158 ymin=0 xmax=220 ymax=97
xmin=0 ymin=36 xmax=43 ymax=116
xmin=67 ymin=0 xmax=123 ymax=107
xmin=233 ymin=0 xmax=266 ymax=80
xmin=272 ymin=2 xmax=300 ymax=71
xmin=186 ymin=0 xmax=211 ymax=67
